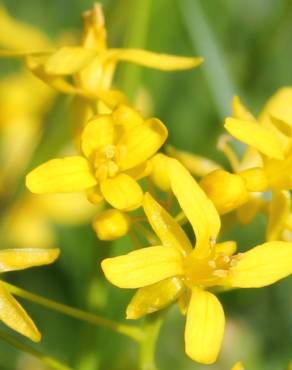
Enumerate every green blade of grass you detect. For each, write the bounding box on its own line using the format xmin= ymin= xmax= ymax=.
xmin=179 ymin=0 xmax=237 ymax=119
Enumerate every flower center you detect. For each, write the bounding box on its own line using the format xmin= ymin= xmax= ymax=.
xmin=93 ymin=144 xmax=123 ymax=182
xmin=183 ymin=245 xmax=241 ymax=288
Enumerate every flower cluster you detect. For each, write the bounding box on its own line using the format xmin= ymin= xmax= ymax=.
xmin=0 ymin=3 xmax=291 ymax=369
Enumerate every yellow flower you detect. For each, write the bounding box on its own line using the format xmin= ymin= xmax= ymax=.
xmin=26 ymin=105 xmax=167 ymax=211
xmin=0 ymin=248 xmax=59 ymax=341
xmin=0 ymin=4 xmax=203 ymax=111
xmin=101 ymin=159 xmax=292 ymax=364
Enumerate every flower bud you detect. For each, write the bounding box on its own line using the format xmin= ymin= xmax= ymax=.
xmin=200 ymin=170 xmax=249 ymax=214
xmin=93 ymin=209 xmax=130 ymax=240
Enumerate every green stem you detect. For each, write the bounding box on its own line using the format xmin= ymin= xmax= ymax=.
xmin=0 ymin=328 xmax=72 ymax=370
xmin=139 ymin=312 xmax=162 ymax=370
xmin=3 ymin=282 xmax=143 ymax=342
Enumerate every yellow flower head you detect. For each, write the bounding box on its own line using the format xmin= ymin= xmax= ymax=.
xmin=101 ymin=159 xmax=292 ymax=364
xmin=26 ymin=105 xmax=167 ymax=211
xmin=0 ymin=248 xmax=59 ymax=341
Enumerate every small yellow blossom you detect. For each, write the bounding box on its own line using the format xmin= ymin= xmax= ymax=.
xmin=231 ymin=362 xmax=244 ymax=370
xmin=0 ymin=248 xmax=59 ymax=341
xmin=102 ymin=159 xmax=292 ymax=364
xmin=26 ymin=105 xmax=167 ymax=211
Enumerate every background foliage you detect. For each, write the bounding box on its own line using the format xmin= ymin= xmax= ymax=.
xmin=0 ymin=0 xmax=292 ymax=369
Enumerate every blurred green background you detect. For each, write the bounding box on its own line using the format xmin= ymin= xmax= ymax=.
xmin=0 ymin=0 xmax=292 ymax=369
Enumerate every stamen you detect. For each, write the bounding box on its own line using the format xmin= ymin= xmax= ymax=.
xmin=213 ymin=269 xmax=228 ymax=278
xmin=208 ymin=260 xmax=216 ymax=268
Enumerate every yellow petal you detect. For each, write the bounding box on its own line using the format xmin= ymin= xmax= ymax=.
xmin=0 ymin=282 xmax=41 ymax=342
xmin=112 ymin=104 xmax=144 ymax=130
xmin=230 ymin=241 xmax=292 ymax=288
xmin=267 ymin=191 xmax=290 ymax=241
xmin=80 ymin=115 xmax=114 ymax=158
xmin=111 ymin=49 xmax=203 ymax=70
xmin=117 ymin=118 xmax=168 ymax=170
xmin=215 ymin=241 xmax=237 ymax=257
xmin=126 ymin=277 xmax=184 ymax=319
xmin=259 ymin=87 xmax=292 ymax=127
xmin=185 ymin=288 xmax=225 ymax=364
xmin=167 ymin=145 xmax=220 ymax=178
xmin=92 ymin=209 xmax=130 ymax=240
xmin=44 ymin=47 xmax=97 ymax=75
xmin=101 ymin=245 xmax=183 ymax=288
xmin=232 ymin=96 xmax=255 ymax=121
xmin=125 ymin=161 xmax=152 ymax=181
xmin=100 ymin=174 xmax=143 ymax=211
xmin=149 ymin=153 xmax=171 ymax=191
xmin=26 ymin=156 xmax=97 ymax=194
xmin=143 ymin=193 xmax=192 ymax=255
xmin=224 ymin=117 xmax=284 ymax=159
xmin=0 ymin=248 xmax=59 ymax=272
xmin=168 ymin=159 xmax=221 ymax=254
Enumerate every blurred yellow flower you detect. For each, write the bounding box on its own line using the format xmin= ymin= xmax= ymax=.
xmin=102 ymin=159 xmax=292 ymax=364
xmin=26 ymin=105 xmax=167 ymax=211
xmin=0 ymin=4 xmax=203 ymax=112
xmin=0 ymin=248 xmax=59 ymax=341
xmin=231 ymin=362 xmax=244 ymax=370
xmin=4 ymin=193 xmax=97 ymax=249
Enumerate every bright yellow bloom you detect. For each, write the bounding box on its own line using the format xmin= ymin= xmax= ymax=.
xmin=0 ymin=248 xmax=59 ymax=341
xmin=102 ymin=159 xmax=292 ymax=364
xmin=0 ymin=4 xmax=203 ymax=111
xmin=26 ymin=105 xmax=167 ymax=211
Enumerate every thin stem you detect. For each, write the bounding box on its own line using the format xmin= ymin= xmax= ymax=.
xmin=134 ymin=223 xmax=159 ymax=245
xmin=3 ymin=282 xmax=143 ymax=342
xmin=139 ymin=312 xmax=162 ymax=370
xmin=0 ymin=328 xmax=72 ymax=370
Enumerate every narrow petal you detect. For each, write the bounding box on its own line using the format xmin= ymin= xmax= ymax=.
xmin=0 ymin=282 xmax=41 ymax=342
xmin=101 ymin=246 xmax=183 ymax=289
xmin=26 ymin=156 xmax=97 ymax=194
xmin=167 ymin=145 xmax=220 ymax=178
xmin=185 ymin=288 xmax=225 ymax=364
xmin=126 ymin=277 xmax=184 ymax=319
xmin=45 ymin=47 xmax=97 ymax=75
xmin=168 ymin=159 xmax=221 ymax=254
xmin=143 ymin=193 xmax=192 ymax=255
xmin=232 ymin=96 xmax=255 ymax=121
xmin=230 ymin=241 xmax=292 ymax=288
xmin=224 ymin=118 xmax=284 ymax=159
xmin=266 ymin=191 xmax=290 ymax=241
xmin=111 ymin=49 xmax=203 ymax=70
xmin=117 ymin=118 xmax=168 ymax=170
xmin=100 ymin=174 xmax=143 ymax=211
xmin=80 ymin=115 xmax=114 ymax=158
xmin=0 ymin=248 xmax=59 ymax=272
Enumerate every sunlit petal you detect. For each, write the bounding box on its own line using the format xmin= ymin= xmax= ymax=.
xmin=26 ymin=156 xmax=97 ymax=194
xmin=185 ymin=287 xmax=225 ymax=364
xmin=143 ymin=193 xmax=192 ymax=255
xmin=230 ymin=241 xmax=292 ymax=288
xmin=101 ymin=246 xmax=183 ymax=288
xmin=0 ymin=282 xmax=41 ymax=342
